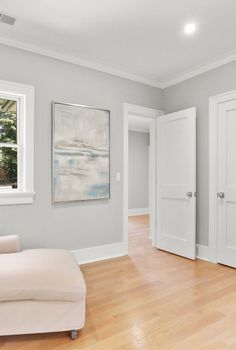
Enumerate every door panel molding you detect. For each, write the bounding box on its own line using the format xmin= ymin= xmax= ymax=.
xmin=209 ymin=89 xmax=236 ymax=264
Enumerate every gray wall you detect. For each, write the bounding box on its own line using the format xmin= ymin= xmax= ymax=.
xmin=2 ymin=42 xmax=236 ymax=250
xmin=0 ymin=44 xmax=163 ymax=250
xmin=128 ymin=131 xmax=149 ymax=210
xmin=163 ymin=60 xmax=236 ymax=246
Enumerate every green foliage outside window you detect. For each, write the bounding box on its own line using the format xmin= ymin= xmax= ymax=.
xmin=0 ymin=105 xmax=17 ymax=186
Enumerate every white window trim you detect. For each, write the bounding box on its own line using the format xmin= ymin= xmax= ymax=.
xmin=0 ymin=80 xmax=34 ymax=205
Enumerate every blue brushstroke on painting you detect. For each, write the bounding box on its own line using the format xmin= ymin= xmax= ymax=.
xmin=88 ymin=184 xmax=109 ymax=198
xmin=54 ymin=143 xmax=109 ymax=201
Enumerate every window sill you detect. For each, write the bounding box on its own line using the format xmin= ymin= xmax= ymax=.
xmin=0 ymin=191 xmax=35 ymax=205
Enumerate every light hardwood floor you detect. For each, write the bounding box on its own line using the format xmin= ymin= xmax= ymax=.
xmin=1 ymin=215 xmax=236 ymax=349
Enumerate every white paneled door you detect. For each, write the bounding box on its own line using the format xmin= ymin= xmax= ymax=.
xmin=156 ymin=108 xmax=196 ymax=259
xmin=217 ymin=100 xmax=236 ymax=267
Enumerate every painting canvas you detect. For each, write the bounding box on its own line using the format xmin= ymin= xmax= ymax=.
xmin=52 ymin=102 xmax=110 ymax=203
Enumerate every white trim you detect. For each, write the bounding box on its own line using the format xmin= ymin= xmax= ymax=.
xmin=209 ymin=89 xmax=236 ymax=263
xmin=149 ymin=117 xmax=158 ymax=247
xmin=162 ymin=49 xmax=236 ymax=88
xmin=128 ymin=208 xmax=149 ymax=216
xmin=124 ymin=104 xmax=162 ymax=118
xmin=71 ymin=242 xmax=126 ymax=265
xmin=72 ymin=241 xmax=209 ymax=265
xmin=0 ymin=38 xmax=162 ymax=88
xmin=0 ymin=192 xmax=35 ymax=205
xmin=0 ymin=79 xmax=34 ymax=205
xmin=148 ymin=143 xmax=151 ymax=239
xmin=123 ymin=103 xmax=163 ymax=253
xmin=196 ymin=244 xmax=209 ymax=261
xmin=1 ymin=37 xmax=236 ymax=89
xmin=128 ymin=128 xmax=149 ymax=134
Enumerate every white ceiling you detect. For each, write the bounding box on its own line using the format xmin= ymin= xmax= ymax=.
xmin=128 ymin=115 xmax=151 ymax=133
xmin=0 ymin=0 xmax=236 ymax=87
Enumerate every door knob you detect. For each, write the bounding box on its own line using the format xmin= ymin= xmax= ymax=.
xmin=217 ymin=192 xmax=224 ymax=198
xmin=186 ymin=192 xmax=193 ymax=197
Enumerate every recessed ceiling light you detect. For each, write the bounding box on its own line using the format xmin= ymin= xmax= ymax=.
xmin=184 ymin=23 xmax=196 ymax=35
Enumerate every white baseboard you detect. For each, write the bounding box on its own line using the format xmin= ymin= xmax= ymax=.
xmin=196 ymin=244 xmax=209 ymax=261
xmin=72 ymin=242 xmax=127 ymax=265
xmin=72 ymin=242 xmax=209 ymax=265
xmin=128 ymin=208 xmax=149 ymax=216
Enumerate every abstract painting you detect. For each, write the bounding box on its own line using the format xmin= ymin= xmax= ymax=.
xmin=52 ymin=102 xmax=110 ymax=203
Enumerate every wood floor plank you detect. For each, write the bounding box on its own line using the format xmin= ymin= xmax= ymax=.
xmin=1 ymin=214 xmax=236 ymax=349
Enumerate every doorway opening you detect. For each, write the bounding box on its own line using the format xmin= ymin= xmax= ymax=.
xmin=123 ymin=103 xmax=163 ymax=255
xmin=128 ymin=116 xmax=151 ymax=255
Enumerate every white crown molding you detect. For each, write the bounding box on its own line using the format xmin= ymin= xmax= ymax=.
xmin=162 ymin=50 xmax=236 ymax=88
xmin=0 ymin=36 xmax=163 ymax=88
xmin=0 ymin=36 xmax=236 ymax=89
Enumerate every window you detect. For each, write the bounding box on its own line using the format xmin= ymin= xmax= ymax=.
xmin=0 ymin=80 xmax=34 ymax=205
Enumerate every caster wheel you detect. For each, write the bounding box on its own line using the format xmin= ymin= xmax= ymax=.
xmin=70 ymin=330 xmax=78 ymax=340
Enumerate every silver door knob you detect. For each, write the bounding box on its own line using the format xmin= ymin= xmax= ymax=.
xmin=217 ymin=192 xmax=224 ymax=198
xmin=186 ymin=192 xmax=193 ymax=197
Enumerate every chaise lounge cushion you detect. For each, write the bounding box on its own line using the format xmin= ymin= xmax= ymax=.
xmin=0 ymin=249 xmax=86 ymax=302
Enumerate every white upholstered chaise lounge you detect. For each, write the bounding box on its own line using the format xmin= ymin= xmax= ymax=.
xmin=0 ymin=235 xmax=86 ymax=339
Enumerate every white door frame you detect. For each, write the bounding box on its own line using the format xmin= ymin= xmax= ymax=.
xmin=209 ymin=89 xmax=236 ymax=263
xmin=123 ymin=103 xmax=163 ymax=254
